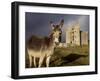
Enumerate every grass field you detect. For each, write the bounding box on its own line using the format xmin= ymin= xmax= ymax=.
xmin=25 ymin=45 xmax=89 ymax=68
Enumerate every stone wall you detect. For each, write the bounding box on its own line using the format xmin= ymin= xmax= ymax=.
xmin=81 ymin=31 xmax=88 ymax=45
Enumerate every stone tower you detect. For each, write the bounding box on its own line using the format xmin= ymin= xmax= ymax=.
xmin=66 ymin=23 xmax=80 ymax=46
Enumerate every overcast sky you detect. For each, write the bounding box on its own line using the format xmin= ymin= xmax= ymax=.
xmin=25 ymin=12 xmax=89 ymax=42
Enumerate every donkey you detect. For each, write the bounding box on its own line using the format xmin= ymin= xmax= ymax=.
xmin=27 ymin=19 xmax=64 ymax=68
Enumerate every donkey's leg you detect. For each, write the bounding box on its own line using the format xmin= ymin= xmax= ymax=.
xmin=38 ymin=57 xmax=44 ymax=68
xmin=29 ymin=55 xmax=32 ymax=67
xmin=46 ymin=56 xmax=51 ymax=67
xmin=34 ymin=57 xmax=36 ymax=67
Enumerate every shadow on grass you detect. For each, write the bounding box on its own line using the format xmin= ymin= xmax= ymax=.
xmin=50 ymin=53 xmax=88 ymax=67
xmin=62 ymin=53 xmax=88 ymax=62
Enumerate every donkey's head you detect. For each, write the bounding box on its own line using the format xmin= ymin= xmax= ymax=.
xmin=49 ymin=19 xmax=64 ymax=45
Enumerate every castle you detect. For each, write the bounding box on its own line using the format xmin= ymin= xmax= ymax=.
xmin=58 ymin=22 xmax=89 ymax=47
xmin=66 ymin=23 xmax=88 ymax=47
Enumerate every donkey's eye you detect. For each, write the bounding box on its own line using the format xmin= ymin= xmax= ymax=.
xmin=53 ymin=25 xmax=55 ymax=27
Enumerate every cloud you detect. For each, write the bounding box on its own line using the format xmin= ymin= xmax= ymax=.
xmin=78 ymin=15 xmax=89 ymax=32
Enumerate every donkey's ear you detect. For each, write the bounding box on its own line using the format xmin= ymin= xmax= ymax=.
xmin=50 ymin=21 xmax=55 ymax=29
xmin=59 ymin=19 xmax=64 ymax=28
